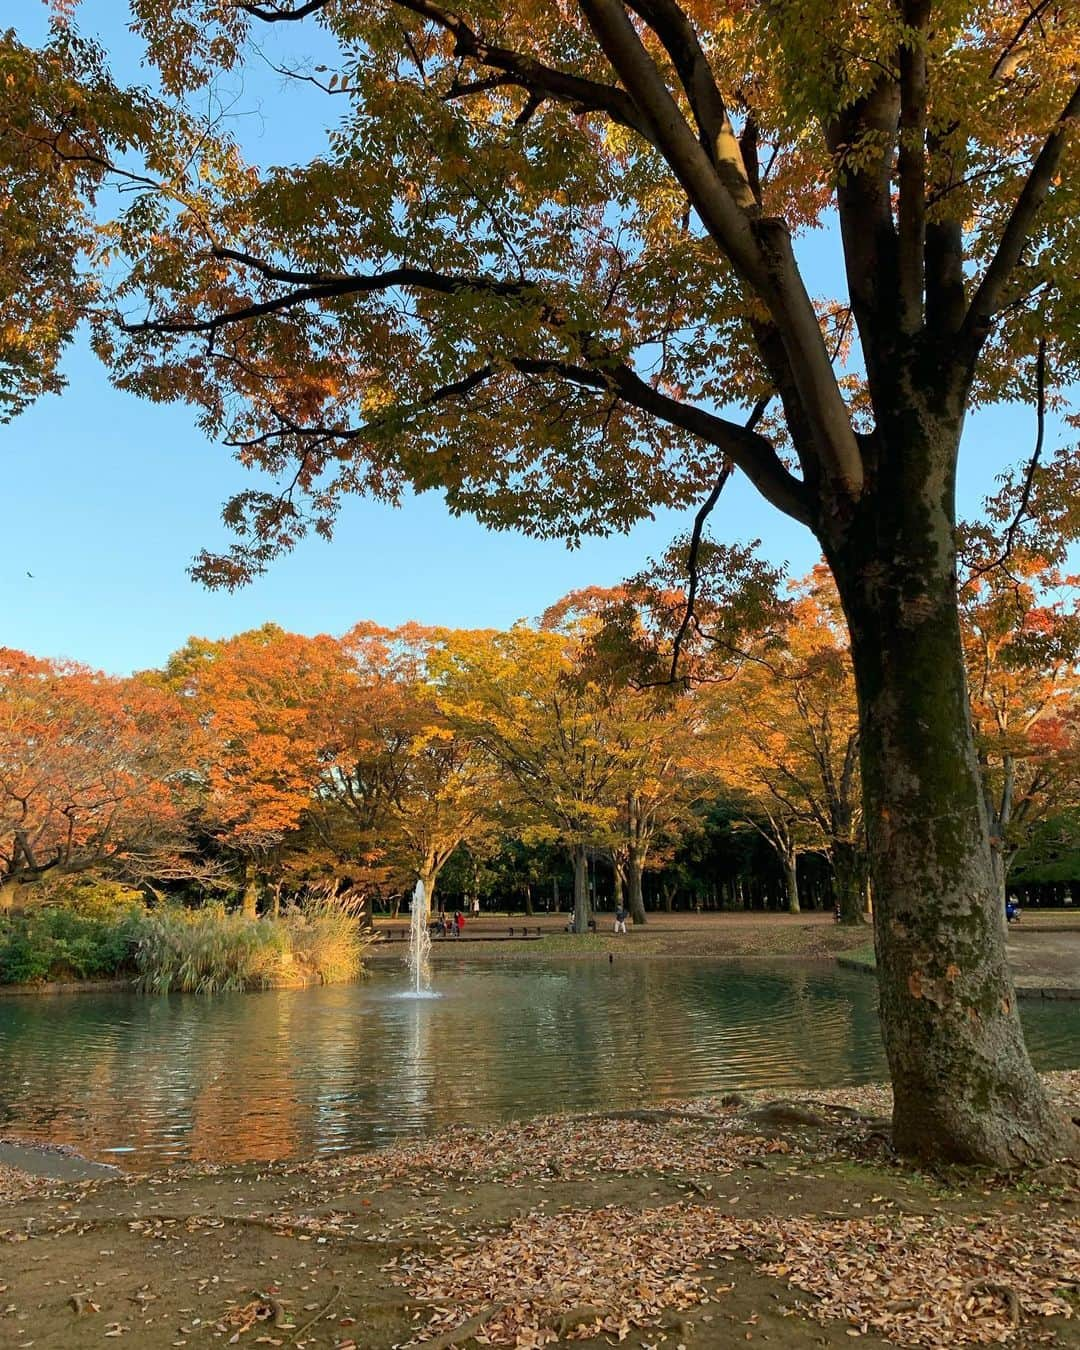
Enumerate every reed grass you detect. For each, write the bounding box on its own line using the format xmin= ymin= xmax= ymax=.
xmin=134 ymin=897 xmax=374 ymax=994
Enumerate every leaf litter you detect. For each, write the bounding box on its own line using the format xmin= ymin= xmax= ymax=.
xmin=391 ymin=1203 xmax=1078 ymax=1347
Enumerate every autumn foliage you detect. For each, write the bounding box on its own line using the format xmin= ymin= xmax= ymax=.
xmin=3 ymin=569 xmax=1077 ymax=928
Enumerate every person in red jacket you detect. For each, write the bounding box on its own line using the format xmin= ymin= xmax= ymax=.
xmin=454 ymin=911 xmax=465 ymax=936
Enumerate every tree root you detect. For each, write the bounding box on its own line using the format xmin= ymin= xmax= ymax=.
xmin=287 ymin=1283 xmax=342 ymax=1343
xmin=550 ymin=1303 xmax=604 ymax=1337
xmin=962 ymin=1279 xmax=1020 ymax=1327
xmin=562 ymin=1109 xmax=710 ymax=1125
xmin=420 ymin=1307 xmax=493 ymax=1350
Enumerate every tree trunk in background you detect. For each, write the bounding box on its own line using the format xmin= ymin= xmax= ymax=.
xmin=241 ymin=861 xmax=259 ymax=919
xmin=827 ymin=422 xmax=1076 ymax=1166
xmin=0 ymin=878 xmax=34 ymax=912
xmin=661 ymin=882 xmax=675 ymax=913
xmin=626 ymin=794 xmax=648 ymax=924
xmin=523 ymin=882 xmax=534 ymax=916
xmin=627 ymin=851 xmax=647 ymax=926
xmin=612 ymin=863 xmax=624 ymax=910
xmin=418 ymin=863 xmax=437 ymax=920
xmin=783 ymin=850 xmax=800 ymax=914
xmin=571 ymin=845 xmax=590 ymax=934
xmin=832 ymin=840 xmax=865 ymax=923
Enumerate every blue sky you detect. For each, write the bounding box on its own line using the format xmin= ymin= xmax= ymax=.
xmin=1 ymin=3 xmax=1064 ymax=673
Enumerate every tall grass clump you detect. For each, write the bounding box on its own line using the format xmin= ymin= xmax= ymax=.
xmin=283 ymin=894 xmax=373 ymax=985
xmin=135 ymin=897 xmax=374 ymax=994
xmin=135 ymin=905 xmax=288 ymax=994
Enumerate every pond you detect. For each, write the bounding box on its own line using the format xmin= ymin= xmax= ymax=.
xmin=1 ymin=959 xmax=1077 ymax=1167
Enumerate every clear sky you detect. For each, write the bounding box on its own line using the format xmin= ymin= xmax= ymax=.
xmin=2 ymin=2 xmax=1064 ymax=674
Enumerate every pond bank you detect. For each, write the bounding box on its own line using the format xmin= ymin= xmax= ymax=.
xmin=839 ymin=924 xmax=1080 ymax=998
xmin=1 ymin=1073 xmax=1076 ymax=1349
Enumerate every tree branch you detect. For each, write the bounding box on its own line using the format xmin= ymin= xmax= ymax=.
xmin=824 ymin=77 xmax=900 ymax=386
xmin=896 ymin=1 xmax=929 ymax=332
xmin=391 ymin=0 xmax=656 ymax=140
xmin=625 ymin=0 xmax=754 ymax=203
xmin=963 ymin=338 xmax=1046 ymax=584
xmin=234 ymin=1 xmax=331 ymax=20
xmin=578 ymin=0 xmax=863 ymax=496
xmin=518 ymin=358 xmax=809 ymax=523
xmin=124 ymin=263 xmax=572 ymax=336
xmin=962 ymin=80 xmax=1080 ymax=346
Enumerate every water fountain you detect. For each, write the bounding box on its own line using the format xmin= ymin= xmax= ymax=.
xmin=405 ymin=877 xmax=435 ymax=997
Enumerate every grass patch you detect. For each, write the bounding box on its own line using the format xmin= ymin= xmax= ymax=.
xmin=837 ymin=943 xmax=877 ymax=972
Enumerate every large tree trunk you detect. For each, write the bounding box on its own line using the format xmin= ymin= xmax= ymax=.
xmin=570 ymin=844 xmax=590 ymax=934
xmin=827 ymin=437 xmax=1075 ymax=1166
xmin=832 ymin=839 xmax=865 ymax=923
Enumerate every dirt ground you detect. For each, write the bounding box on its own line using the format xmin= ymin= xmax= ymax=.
xmin=368 ymin=911 xmax=878 ymax=963
xmin=1006 ymin=927 xmax=1080 ymax=992
xmin=2 ymin=1075 xmax=1077 ymax=1350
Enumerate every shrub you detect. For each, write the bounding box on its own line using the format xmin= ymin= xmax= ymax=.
xmin=0 ymin=906 xmax=142 ymax=984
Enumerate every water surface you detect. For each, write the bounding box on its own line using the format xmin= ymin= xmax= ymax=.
xmin=0 ymin=959 xmax=1075 ymax=1166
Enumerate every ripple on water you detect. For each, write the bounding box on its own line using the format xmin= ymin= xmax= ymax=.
xmin=0 ymin=958 xmax=1076 ymax=1166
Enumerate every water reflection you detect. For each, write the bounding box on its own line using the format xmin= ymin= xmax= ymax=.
xmin=0 ymin=959 xmax=1076 ymax=1167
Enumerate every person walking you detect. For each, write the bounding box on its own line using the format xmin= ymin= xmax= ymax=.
xmin=454 ymin=910 xmax=465 ymax=937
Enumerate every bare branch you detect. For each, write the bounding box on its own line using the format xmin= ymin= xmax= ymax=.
xmin=233 ymin=1 xmax=331 ymax=20
xmin=391 ymin=0 xmax=656 ymax=140
xmin=963 ymin=338 xmax=1047 ymax=584
xmin=990 ymin=0 xmax=1055 ymax=82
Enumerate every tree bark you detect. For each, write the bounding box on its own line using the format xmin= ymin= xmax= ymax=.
xmin=570 ymin=844 xmax=590 ymax=933
xmin=826 ymin=431 xmax=1076 ymax=1166
xmin=523 ymin=881 xmax=534 ymax=916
